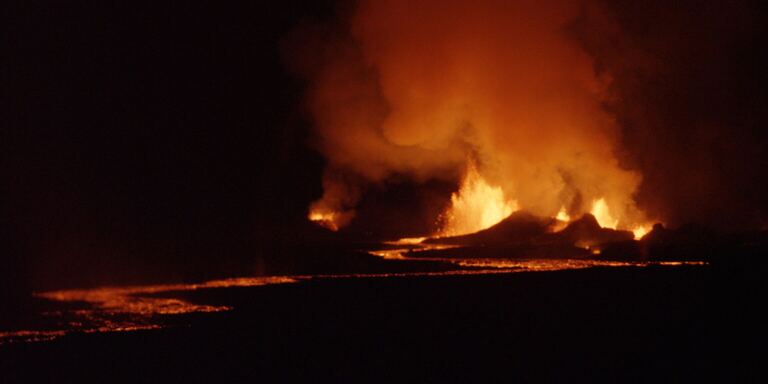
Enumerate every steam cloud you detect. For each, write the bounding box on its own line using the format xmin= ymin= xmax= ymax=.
xmin=292 ymin=0 xmax=650 ymax=231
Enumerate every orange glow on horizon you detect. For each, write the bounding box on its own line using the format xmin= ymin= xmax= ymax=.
xmin=590 ymin=197 xmax=654 ymax=239
xmin=632 ymin=224 xmax=652 ymax=240
xmin=308 ymin=210 xmax=340 ymax=231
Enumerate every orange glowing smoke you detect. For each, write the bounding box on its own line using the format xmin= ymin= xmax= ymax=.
xmin=294 ymin=0 xmax=649 ymax=233
xmin=439 ymin=162 xmax=517 ymax=236
xmin=308 ymin=209 xmax=341 ymax=231
xmin=307 ymin=170 xmax=358 ymax=230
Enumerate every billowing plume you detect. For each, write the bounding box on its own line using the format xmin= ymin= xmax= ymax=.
xmin=292 ymin=0 xmax=647 ymax=233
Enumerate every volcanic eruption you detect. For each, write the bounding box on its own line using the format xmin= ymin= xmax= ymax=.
xmin=4 ymin=1 xmax=766 ymax=380
xmin=293 ymin=0 xmax=655 ymax=238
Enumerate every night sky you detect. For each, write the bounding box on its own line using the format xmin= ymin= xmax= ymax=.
xmin=3 ymin=0 xmax=767 ymax=297
xmin=4 ymin=1 xmax=340 ymax=293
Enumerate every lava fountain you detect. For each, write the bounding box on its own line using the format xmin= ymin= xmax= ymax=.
xmin=439 ymin=162 xmax=517 ymax=236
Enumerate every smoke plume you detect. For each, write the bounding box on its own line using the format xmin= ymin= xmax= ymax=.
xmin=291 ymin=0 xmax=648 ymax=232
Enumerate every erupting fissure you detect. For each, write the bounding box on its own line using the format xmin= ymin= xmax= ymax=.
xmin=308 ymin=210 xmax=340 ymax=232
xmin=591 ymin=198 xmax=618 ymax=229
xmin=439 ymin=162 xmax=517 ymax=236
xmin=297 ymin=0 xmax=656 ymax=240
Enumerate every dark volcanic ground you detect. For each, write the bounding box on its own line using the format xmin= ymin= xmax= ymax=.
xmin=1 ymin=261 xmax=762 ymax=383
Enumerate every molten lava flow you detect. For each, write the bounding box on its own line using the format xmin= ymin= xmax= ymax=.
xmin=439 ymin=163 xmax=517 ymax=236
xmin=591 ymin=198 xmax=618 ymax=229
xmin=389 ymin=237 xmax=427 ymax=245
xmin=0 ymin=277 xmax=299 ymax=345
xmin=556 ymin=206 xmax=570 ymax=222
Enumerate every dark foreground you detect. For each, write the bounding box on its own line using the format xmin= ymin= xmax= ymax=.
xmin=1 ymin=264 xmax=761 ymax=383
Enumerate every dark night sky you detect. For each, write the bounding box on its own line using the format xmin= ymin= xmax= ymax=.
xmin=3 ymin=1 xmax=341 ymax=293
xmin=2 ymin=0 xmax=767 ymax=296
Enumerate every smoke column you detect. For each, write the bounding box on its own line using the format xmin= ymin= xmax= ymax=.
xmin=292 ymin=0 xmax=648 ymax=232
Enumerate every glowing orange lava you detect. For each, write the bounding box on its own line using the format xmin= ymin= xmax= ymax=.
xmin=589 ymin=197 xmax=653 ymax=239
xmin=38 ymin=277 xmax=297 ymax=315
xmin=439 ymin=162 xmax=517 ymax=236
xmin=0 ymin=277 xmax=297 ymax=345
xmin=631 ymin=224 xmax=652 ymax=240
xmin=591 ymin=198 xmax=618 ymax=229
xmin=0 ymin=259 xmax=705 ymax=346
xmin=388 ymin=237 xmax=427 ymax=245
